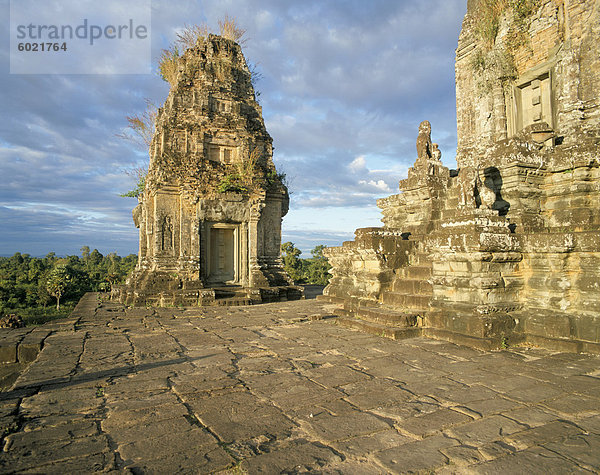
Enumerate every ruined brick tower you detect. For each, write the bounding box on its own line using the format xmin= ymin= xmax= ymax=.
xmin=323 ymin=0 xmax=600 ymax=352
xmin=116 ymin=34 xmax=302 ymax=306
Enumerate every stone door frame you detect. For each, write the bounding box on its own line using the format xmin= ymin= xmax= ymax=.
xmin=205 ymin=222 xmax=241 ymax=285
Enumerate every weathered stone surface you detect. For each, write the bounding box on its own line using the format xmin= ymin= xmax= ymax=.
xmin=445 ymin=415 xmax=527 ymax=446
xmin=458 ymin=397 xmax=523 ymax=418
xmin=113 ymin=33 xmax=301 ymax=308
xmin=544 ymin=433 xmax=600 ymax=471
xmin=375 ymin=435 xmax=458 ymax=472
xmin=504 ymin=420 xmax=584 ymax=451
xmin=123 ymin=446 xmax=233 ymax=474
xmin=1 ymin=434 xmax=111 ymax=472
xmin=331 ymin=429 xmax=412 ymax=457
xmin=241 ymin=439 xmax=342 ymax=473
xmin=441 ymin=444 xmax=487 ymax=467
xmin=0 ymin=344 xmax=16 ymax=364
xmin=339 ymin=378 xmax=414 ymax=411
xmin=397 ymin=407 xmax=473 ymax=437
xmin=0 ymin=293 xmax=598 ymax=472
xmin=501 ymin=406 xmax=560 ymax=428
xmin=185 ymin=390 xmax=297 ymax=443
xmin=542 ymin=393 xmax=600 ymax=417
xmin=323 ymin=0 xmax=600 ymax=353
xmin=468 ymin=446 xmax=589 ymax=474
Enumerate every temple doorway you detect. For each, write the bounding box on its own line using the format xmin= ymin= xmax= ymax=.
xmin=207 ymin=224 xmax=238 ymax=284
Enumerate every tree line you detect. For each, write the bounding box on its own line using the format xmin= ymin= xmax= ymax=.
xmin=0 ymin=243 xmax=331 ymax=325
xmin=0 ymin=248 xmax=137 ymax=325
xmin=280 ymin=243 xmax=331 ymax=286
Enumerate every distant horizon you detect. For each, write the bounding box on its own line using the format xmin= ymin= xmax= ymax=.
xmin=0 ymin=235 xmax=341 ymax=259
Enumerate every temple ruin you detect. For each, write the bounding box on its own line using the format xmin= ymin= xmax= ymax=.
xmin=115 ymin=34 xmax=302 ymax=306
xmin=323 ymin=0 xmax=600 ymax=352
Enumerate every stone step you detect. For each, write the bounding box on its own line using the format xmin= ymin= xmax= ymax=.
xmin=213 ymin=286 xmax=248 ymax=299
xmin=336 ymin=316 xmax=422 ymax=340
xmin=391 ymin=278 xmax=433 ymax=295
xmin=333 ymin=307 xmax=351 ymax=317
xmin=381 ymin=292 xmax=431 ymax=310
xmin=211 ymin=286 xmax=253 ymax=306
xmin=316 ymin=295 xmax=346 ymax=305
xmin=213 ymin=297 xmax=253 ymax=307
xmin=355 ymin=306 xmax=419 ymax=327
xmin=441 ymin=208 xmax=463 ymax=220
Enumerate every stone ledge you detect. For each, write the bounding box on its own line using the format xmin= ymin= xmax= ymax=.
xmin=336 ymin=316 xmax=422 ymax=340
xmin=0 ymin=329 xmax=48 ymax=365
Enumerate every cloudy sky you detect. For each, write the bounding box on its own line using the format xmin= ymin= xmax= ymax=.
xmin=1 ymin=0 xmax=467 ymax=257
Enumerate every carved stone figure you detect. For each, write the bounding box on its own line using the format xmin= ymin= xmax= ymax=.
xmin=161 ymin=216 xmax=173 ymax=251
xmin=475 ymin=171 xmax=496 ymax=209
xmin=416 ymin=120 xmax=433 ymax=161
xmin=457 ymin=168 xmax=478 ymax=209
xmin=414 ymin=121 xmax=443 ymax=176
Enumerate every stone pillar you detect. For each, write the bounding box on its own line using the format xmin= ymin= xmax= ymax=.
xmin=190 ymin=219 xmax=199 ymax=260
xmin=138 ymin=226 xmax=145 ymax=260
xmin=248 ymin=207 xmax=269 ymax=288
xmin=241 ymin=221 xmax=249 ymax=286
xmin=138 ymin=204 xmax=147 ymax=259
xmin=153 ymin=217 xmax=161 ymax=256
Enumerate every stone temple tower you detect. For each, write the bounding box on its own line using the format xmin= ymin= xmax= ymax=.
xmin=116 ymin=34 xmax=302 ymax=306
xmin=323 ymin=0 xmax=600 ymax=352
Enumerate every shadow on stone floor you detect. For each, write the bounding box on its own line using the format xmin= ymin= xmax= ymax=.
xmin=1 ymin=353 xmax=218 ymax=399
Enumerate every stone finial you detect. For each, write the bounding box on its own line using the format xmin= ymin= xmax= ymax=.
xmin=416 ymin=120 xmax=433 ymax=160
xmin=411 ymin=120 xmax=445 ymax=177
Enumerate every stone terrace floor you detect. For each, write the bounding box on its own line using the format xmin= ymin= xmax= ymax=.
xmin=1 ymin=293 xmax=599 ymax=473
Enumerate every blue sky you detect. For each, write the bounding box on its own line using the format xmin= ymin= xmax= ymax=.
xmin=0 ymin=0 xmax=467 ymax=257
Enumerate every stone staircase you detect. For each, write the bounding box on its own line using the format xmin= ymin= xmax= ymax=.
xmin=335 ymin=251 xmax=433 ymax=340
xmin=212 ymin=286 xmax=255 ymax=306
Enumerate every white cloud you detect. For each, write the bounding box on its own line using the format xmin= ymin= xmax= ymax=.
xmin=358 ymin=179 xmax=391 ymax=192
xmin=348 ymin=156 xmax=366 ymax=173
xmin=0 ymin=0 xmax=466 ymax=255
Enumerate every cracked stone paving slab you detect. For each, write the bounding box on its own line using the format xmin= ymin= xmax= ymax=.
xmin=0 ymin=293 xmax=599 ymax=473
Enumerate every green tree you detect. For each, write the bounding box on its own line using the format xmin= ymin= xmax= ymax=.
xmin=303 ymin=245 xmax=331 ymax=286
xmin=36 ymin=275 xmax=52 ymax=308
xmin=281 ymin=242 xmax=303 ymax=282
xmin=44 ymin=252 xmax=56 ymax=266
xmin=311 ymin=245 xmax=326 ymax=259
xmin=89 ymin=249 xmax=103 ymax=266
xmin=46 ymin=265 xmax=70 ymax=310
xmin=0 ymin=249 xmax=138 ymax=324
xmin=120 ymin=167 xmax=147 ymax=198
